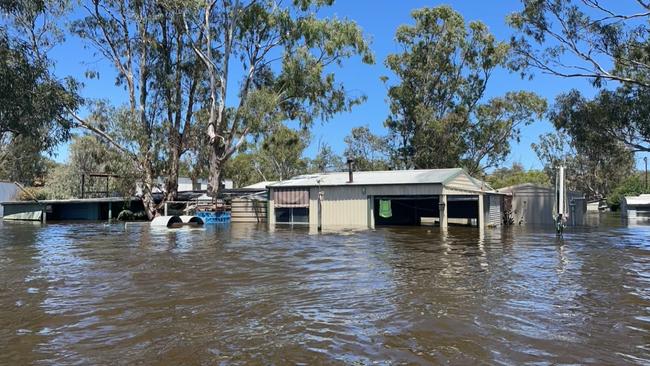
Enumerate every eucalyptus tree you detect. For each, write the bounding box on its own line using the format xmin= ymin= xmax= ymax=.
xmin=509 ymin=0 xmax=650 ymax=87
xmin=70 ymin=0 xmax=206 ymax=217
xmin=0 ymin=0 xmax=80 ymax=176
xmin=310 ymin=141 xmax=343 ymax=173
xmin=223 ymin=125 xmax=310 ymax=186
xmin=532 ymin=130 xmax=634 ymax=200
xmin=383 ymin=6 xmax=547 ymax=175
xmin=343 ymin=126 xmax=390 ymax=171
xmin=180 ymin=0 xmax=374 ymax=195
xmin=510 ymin=0 xmax=650 ymax=156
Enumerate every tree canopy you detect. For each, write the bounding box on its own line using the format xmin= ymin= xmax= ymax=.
xmin=0 ymin=0 xmax=81 ymax=184
xmin=509 ymin=0 xmax=650 ymax=87
xmin=383 ymin=6 xmax=547 ymax=176
xmin=180 ymin=0 xmax=373 ymax=194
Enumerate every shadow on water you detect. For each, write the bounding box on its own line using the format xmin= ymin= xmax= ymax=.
xmin=0 ymin=214 xmax=649 ymax=365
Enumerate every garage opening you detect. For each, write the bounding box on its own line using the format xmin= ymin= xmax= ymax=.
xmin=373 ymin=195 xmax=479 ymax=226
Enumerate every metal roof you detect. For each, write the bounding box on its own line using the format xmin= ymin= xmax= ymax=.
xmin=624 ymin=194 xmax=650 ymax=206
xmin=243 ymin=181 xmax=277 ymax=189
xmin=1 ymin=197 xmax=137 ymax=205
xmin=267 ymin=168 xmax=478 ymax=188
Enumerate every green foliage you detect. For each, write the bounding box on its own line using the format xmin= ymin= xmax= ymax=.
xmin=552 ymin=87 xmax=650 ymax=153
xmin=222 ymin=153 xmax=259 ymax=188
xmin=0 ymin=26 xmax=80 ymax=172
xmin=17 ymin=186 xmax=48 ymax=201
xmin=532 ymin=130 xmax=634 ymax=200
xmin=0 ymin=135 xmax=55 ymax=185
xmin=607 ymin=173 xmax=650 ymax=210
xmin=258 ymin=125 xmax=310 ymax=180
xmin=223 ymin=125 xmax=311 ymax=187
xmin=509 ymin=0 xmax=650 ymax=87
xmin=309 ymin=142 xmax=343 ymax=173
xmin=487 ymin=163 xmax=550 ymax=189
xmin=42 ymin=135 xmax=139 ymax=199
xmin=343 ymin=126 xmax=390 ymax=171
xmin=184 ymin=0 xmax=374 ymax=193
xmin=383 ymin=6 xmax=546 ymax=175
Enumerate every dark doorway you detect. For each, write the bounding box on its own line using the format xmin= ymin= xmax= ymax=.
xmin=374 ymin=196 xmax=439 ymax=226
xmin=373 ymin=195 xmax=480 ymax=226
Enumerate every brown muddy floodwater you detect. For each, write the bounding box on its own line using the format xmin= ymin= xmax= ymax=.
xmin=0 ymin=214 xmax=649 ymax=365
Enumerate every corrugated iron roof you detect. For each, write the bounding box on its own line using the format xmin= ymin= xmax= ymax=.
xmin=243 ymin=181 xmax=277 ymax=189
xmin=624 ymin=194 xmax=650 ymax=206
xmin=267 ymin=168 xmax=490 ymax=190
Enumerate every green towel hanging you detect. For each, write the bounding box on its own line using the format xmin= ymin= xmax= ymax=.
xmin=379 ymin=199 xmax=392 ymax=218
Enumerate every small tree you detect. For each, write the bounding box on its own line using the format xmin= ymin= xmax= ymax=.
xmin=343 ymin=126 xmax=390 ymax=171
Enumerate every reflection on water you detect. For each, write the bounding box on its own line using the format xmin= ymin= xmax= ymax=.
xmin=0 ymin=214 xmax=649 ymax=365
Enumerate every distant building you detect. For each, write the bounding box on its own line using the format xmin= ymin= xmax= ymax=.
xmin=136 ymin=177 xmax=234 ymax=195
xmin=587 ymin=200 xmax=609 ymax=212
xmin=267 ymin=168 xmax=503 ymax=230
xmin=497 ymin=183 xmax=586 ymax=226
xmin=621 ymin=194 xmax=650 ymax=218
xmin=0 ymin=181 xmax=19 ymax=217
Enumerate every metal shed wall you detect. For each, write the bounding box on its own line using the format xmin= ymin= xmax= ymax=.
xmin=0 ymin=182 xmax=19 ymax=217
xmin=502 ymin=185 xmax=585 ymax=226
xmin=484 ymin=194 xmax=502 ymax=227
xmin=231 ymin=198 xmax=267 ymax=223
xmin=270 ymin=182 xmax=496 ymax=229
xmin=309 ymin=184 xmax=448 ymax=228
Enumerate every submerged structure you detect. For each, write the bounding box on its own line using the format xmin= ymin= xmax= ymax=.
xmin=497 ymin=183 xmax=586 ymax=226
xmin=0 ymin=181 xmax=19 ymax=217
xmin=1 ymin=197 xmax=142 ymax=222
xmin=621 ymin=194 xmax=650 ymax=218
xmin=267 ymin=168 xmax=504 ymax=230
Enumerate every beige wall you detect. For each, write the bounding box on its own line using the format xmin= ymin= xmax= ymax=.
xmin=309 ymin=184 xmax=447 ymax=229
xmin=270 ymin=183 xmax=491 ymax=230
xmin=446 ymin=173 xmax=481 ymax=192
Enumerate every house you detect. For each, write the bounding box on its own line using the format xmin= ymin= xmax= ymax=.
xmin=621 ymin=194 xmax=650 ymax=218
xmin=497 ymin=183 xmax=586 ymax=226
xmin=267 ymin=168 xmax=503 ymax=230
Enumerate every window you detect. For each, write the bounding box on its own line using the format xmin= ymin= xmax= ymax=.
xmin=275 ymin=207 xmax=309 ymax=224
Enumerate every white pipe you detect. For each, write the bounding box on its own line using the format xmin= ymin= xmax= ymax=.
xmin=557 ymin=166 xmax=565 ymax=215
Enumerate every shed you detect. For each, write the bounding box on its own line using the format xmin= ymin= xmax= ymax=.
xmin=1 ymin=197 xmax=142 ymax=222
xmin=267 ymin=168 xmax=503 ymax=230
xmin=0 ymin=181 xmax=19 ymax=217
xmin=497 ymin=183 xmax=586 ymax=226
xmin=621 ymin=194 xmax=650 ymax=218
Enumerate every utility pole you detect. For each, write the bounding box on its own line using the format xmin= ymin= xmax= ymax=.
xmin=643 ymin=156 xmax=648 ymax=193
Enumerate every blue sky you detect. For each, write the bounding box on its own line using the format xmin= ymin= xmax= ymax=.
xmin=47 ymin=0 xmax=648 ymax=170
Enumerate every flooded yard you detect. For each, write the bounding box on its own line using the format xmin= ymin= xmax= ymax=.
xmin=0 ymin=215 xmax=649 ymax=365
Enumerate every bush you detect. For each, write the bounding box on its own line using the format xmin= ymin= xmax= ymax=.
xmin=17 ymin=187 xmax=48 ymax=201
xmin=607 ymin=173 xmax=649 ymax=210
xmin=117 ymin=209 xmax=148 ymax=221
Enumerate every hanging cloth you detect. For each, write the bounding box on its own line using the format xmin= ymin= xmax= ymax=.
xmin=379 ymin=199 xmax=392 ymax=218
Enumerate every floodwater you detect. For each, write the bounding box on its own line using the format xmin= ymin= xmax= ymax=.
xmin=0 ymin=215 xmax=649 ymax=365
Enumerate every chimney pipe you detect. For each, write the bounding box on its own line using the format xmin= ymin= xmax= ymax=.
xmin=347 ymin=157 xmax=355 ymax=183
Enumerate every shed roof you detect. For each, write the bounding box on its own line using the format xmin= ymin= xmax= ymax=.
xmin=267 ymin=168 xmax=494 ymax=192
xmin=624 ymin=194 xmax=650 ymax=206
xmin=1 ymin=197 xmax=137 ymax=205
xmin=244 ymin=181 xmax=277 ymax=189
